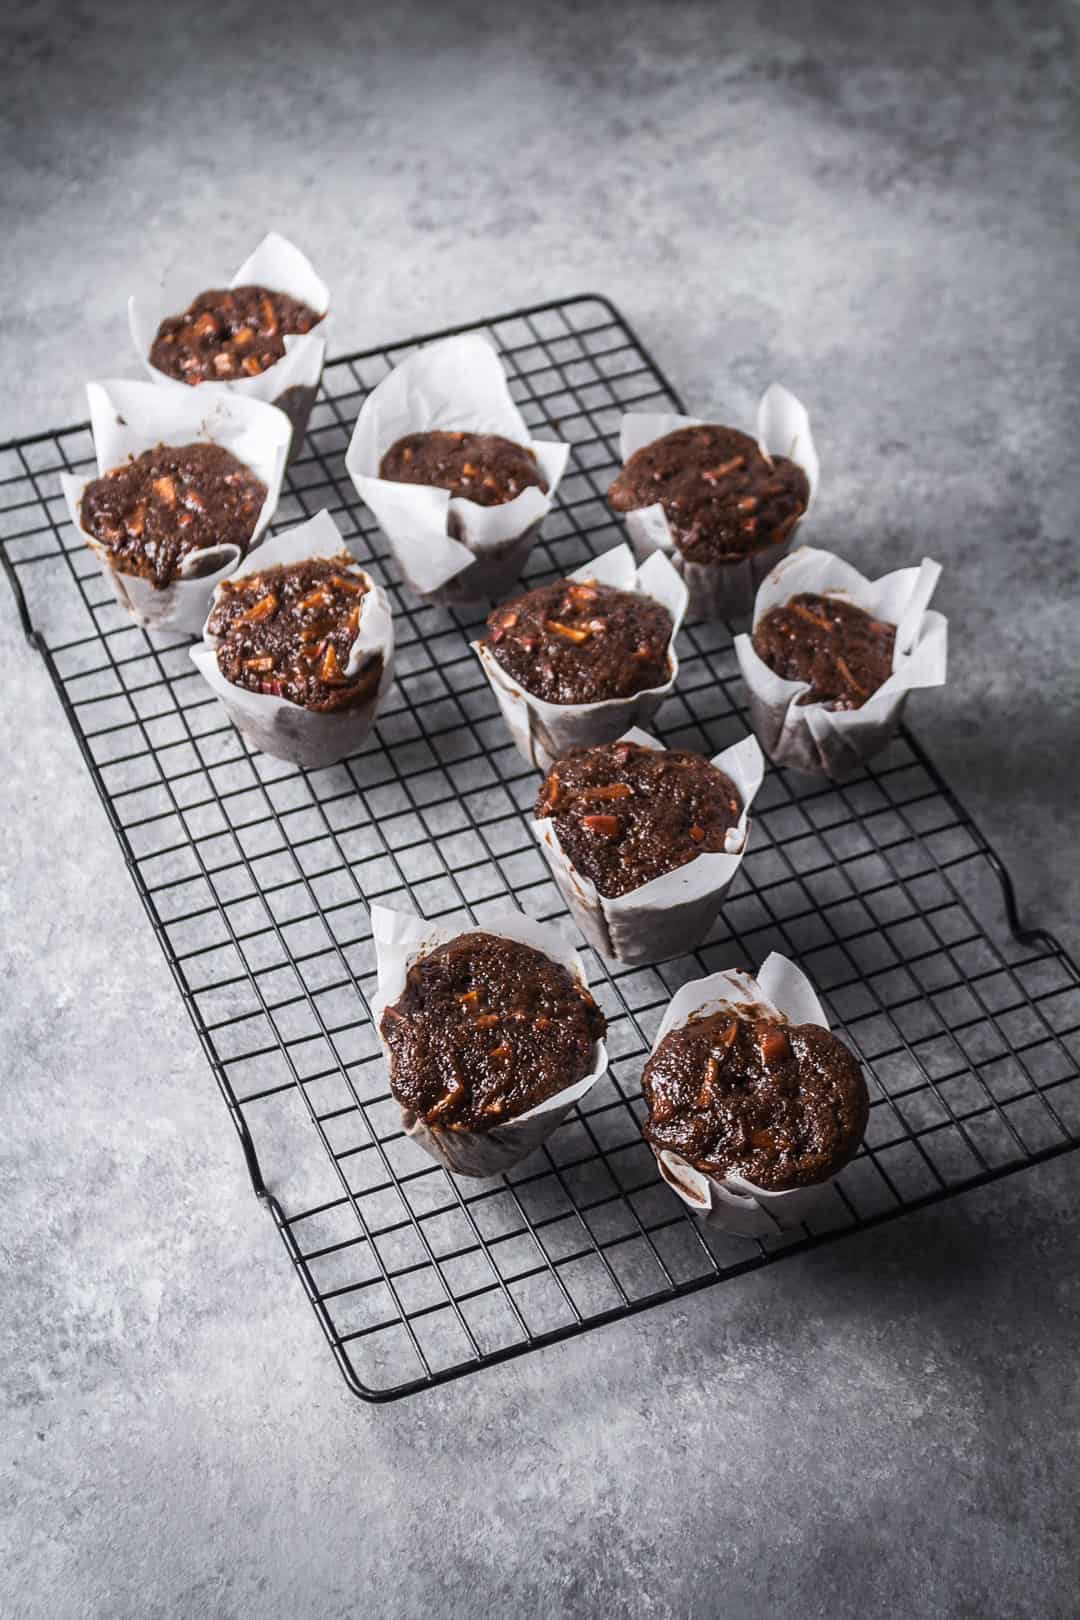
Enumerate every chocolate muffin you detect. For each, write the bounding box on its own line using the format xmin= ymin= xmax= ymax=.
xmin=380 ymin=931 xmax=605 ymax=1131
xmin=643 ymin=1007 xmax=868 ymax=1192
xmin=80 ymin=443 xmax=266 ymax=590
xmin=535 ymin=740 xmax=742 ymax=898
xmin=752 ymin=592 xmax=896 ymax=710
xmin=149 ymin=286 xmax=324 ymax=384
xmin=379 ymin=431 xmax=547 ymax=508
xmin=608 ymin=425 xmax=809 ymax=566
xmin=206 ymin=555 xmax=382 ymax=711
xmin=484 ymin=577 xmax=674 ymax=704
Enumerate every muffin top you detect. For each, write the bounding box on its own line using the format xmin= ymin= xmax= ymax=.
xmin=379 ymin=431 xmax=547 ymax=507
xmin=752 ymin=592 xmax=896 ymax=710
xmin=206 ymin=554 xmax=382 ymax=712
xmin=608 ymin=424 xmax=809 ymax=566
xmin=642 ymin=1007 xmax=868 ymax=1191
xmin=150 ymin=285 xmax=324 ymax=384
xmin=80 ymin=442 xmax=266 ymax=589
xmin=535 ymin=740 xmax=742 ymax=898
xmin=380 ymin=931 xmax=605 ymax=1132
xmin=484 ymin=577 xmax=674 ymax=704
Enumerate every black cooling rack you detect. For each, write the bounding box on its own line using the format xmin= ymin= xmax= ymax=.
xmin=3 ymin=295 xmax=1079 ymax=1402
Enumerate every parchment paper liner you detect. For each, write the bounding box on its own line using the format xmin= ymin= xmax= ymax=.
xmin=369 ymin=905 xmax=609 ymax=1178
xmin=649 ymin=953 xmax=860 ymax=1237
xmin=189 ymin=510 xmax=394 ymax=769
xmin=129 ymin=231 xmax=330 ymax=460
xmin=60 ymin=379 xmax=292 ymax=636
xmin=472 ymin=543 xmax=689 ymax=772
xmin=533 ymin=725 xmax=764 ymax=966
xmin=733 ymin=546 xmax=948 ymax=779
xmin=345 ymin=333 xmax=570 ymax=604
xmin=616 ymin=384 xmax=819 ymax=622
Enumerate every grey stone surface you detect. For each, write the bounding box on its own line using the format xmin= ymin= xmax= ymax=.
xmin=1 ymin=2 xmax=1078 ymax=1617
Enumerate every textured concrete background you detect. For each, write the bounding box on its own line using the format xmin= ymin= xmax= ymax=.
xmin=2 ymin=2 xmax=1078 ymax=1617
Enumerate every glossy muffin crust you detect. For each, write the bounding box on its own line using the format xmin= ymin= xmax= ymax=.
xmin=535 ymin=740 xmax=741 ymax=897
xmin=80 ymin=442 xmax=266 ymax=588
xmin=609 ymin=424 xmax=808 ymax=565
xmin=150 ymin=285 xmax=323 ymax=384
xmin=642 ymin=1007 xmax=868 ymax=1190
xmin=207 ymin=555 xmax=381 ymax=711
xmin=752 ymin=592 xmax=896 ymax=710
xmin=484 ymin=577 xmax=673 ymax=704
xmin=379 ymin=431 xmax=547 ymax=507
xmin=380 ymin=931 xmax=605 ymax=1132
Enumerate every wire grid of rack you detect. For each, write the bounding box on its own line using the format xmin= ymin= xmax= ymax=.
xmin=2 ymin=294 xmax=1078 ymax=1402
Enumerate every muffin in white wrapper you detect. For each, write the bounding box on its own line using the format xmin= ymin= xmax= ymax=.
xmin=533 ymin=726 xmax=764 ymax=966
xmin=733 ymin=546 xmax=948 ymax=779
xmin=370 ymin=905 xmax=609 ymax=1179
xmin=345 ymin=333 xmax=569 ymax=605
xmin=60 ymin=379 xmax=291 ymax=636
xmin=472 ymin=543 xmax=688 ymax=771
xmin=189 ymin=510 xmax=394 ymax=769
xmin=615 ymin=385 xmax=819 ymax=622
xmin=129 ymin=231 xmax=330 ymax=460
xmin=648 ymin=953 xmax=862 ymax=1238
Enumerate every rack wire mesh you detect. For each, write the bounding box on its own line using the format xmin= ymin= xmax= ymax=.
xmin=2 ymin=294 xmax=1078 ymax=1401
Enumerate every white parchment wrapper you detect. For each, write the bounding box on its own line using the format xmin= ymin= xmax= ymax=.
xmin=533 ymin=725 xmax=764 ymax=966
xmin=60 ymin=379 xmax=292 ymax=636
xmin=345 ymin=333 xmax=570 ymax=604
xmin=472 ymin=543 xmax=689 ymax=771
xmin=616 ymin=384 xmax=819 ymax=623
xmin=733 ymin=546 xmax=948 ymax=779
xmin=189 ymin=510 xmax=394 ymax=769
xmin=370 ymin=905 xmax=609 ymax=1178
xmin=649 ymin=953 xmax=859 ymax=1237
xmin=129 ymin=231 xmax=330 ymax=460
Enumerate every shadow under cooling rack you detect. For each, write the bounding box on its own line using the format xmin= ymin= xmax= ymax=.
xmin=2 ymin=294 xmax=1078 ymax=1400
